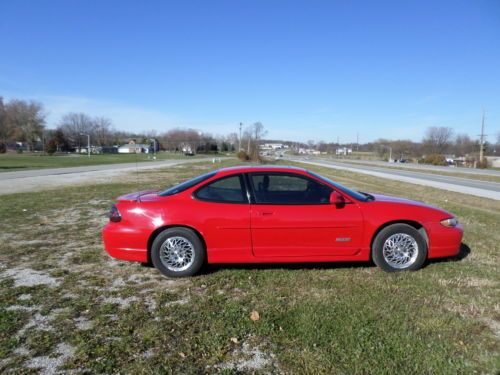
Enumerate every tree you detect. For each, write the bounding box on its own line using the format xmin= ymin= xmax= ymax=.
xmin=51 ymin=128 xmax=70 ymax=152
xmin=0 ymin=97 xmax=6 ymax=152
xmin=453 ymin=134 xmax=476 ymax=156
xmin=422 ymin=127 xmax=454 ymax=154
xmin=93 ymin=116 xmax=113 ymax=146
xmin=4 ymin=99 xmax=46 ymax=151
xmin=242 ymin=122 xmax=267 ymax=160
xmin=59 ymin=112 xmax=94 ymax=152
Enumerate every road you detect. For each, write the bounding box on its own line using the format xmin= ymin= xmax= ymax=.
xmin=0 ymin=158 xmax=222 ymax=195
xmin=288 ymin=158 xmax=500 ymax=201
xmin=321 ymin=158 xmax=500 ymax=177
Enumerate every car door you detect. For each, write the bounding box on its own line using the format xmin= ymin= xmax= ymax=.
xmin=248 ymin=172 xmax=363 ymax=258
xmin=192 ymin=173 xmax=252 ymax=262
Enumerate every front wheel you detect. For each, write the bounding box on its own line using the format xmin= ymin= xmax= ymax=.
xmin=151 ymin=227 xmax=205 ymax=277
xmin=372 ymin=224 xmax=427 ymax=272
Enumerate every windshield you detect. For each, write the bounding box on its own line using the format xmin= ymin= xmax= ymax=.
xmin=159 ymin=171 xmax=217 ymax=196
xmin=307 ymin=171 xmax=372 ymax=202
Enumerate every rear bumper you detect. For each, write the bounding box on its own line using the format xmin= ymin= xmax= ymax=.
xmin=427 ymin=223 xmax=464 ymax=259
xmin=102 ymin=223 xmax=148 ymax=263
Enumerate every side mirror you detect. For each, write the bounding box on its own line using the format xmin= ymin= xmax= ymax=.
xmin=330 ymin=191 xmax=345 ymax=205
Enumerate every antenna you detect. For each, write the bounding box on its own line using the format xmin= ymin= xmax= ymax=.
xmin=478 ymin=109 xmax=488 ymax=163
xmin=134 ymin=147 xmax=140 ymax=189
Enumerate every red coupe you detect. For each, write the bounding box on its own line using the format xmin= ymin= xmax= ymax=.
xmin=102 ymin=166 xmax=463 ymax=277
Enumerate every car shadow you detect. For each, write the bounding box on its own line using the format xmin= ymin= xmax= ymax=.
xmin=203 ymin=260 xmax=374 ymax=275
xmin=203 ymin=242 xmax=472 ymax=275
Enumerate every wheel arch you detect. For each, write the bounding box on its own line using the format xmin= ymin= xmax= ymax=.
xmin=147 ymin=225 xmax=207 ymax=265
xmin=370 ymin=220 xmax=428 ymax=259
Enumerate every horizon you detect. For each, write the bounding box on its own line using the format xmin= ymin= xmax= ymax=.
xmin=1 ymin=1 xmax=499 ymax=143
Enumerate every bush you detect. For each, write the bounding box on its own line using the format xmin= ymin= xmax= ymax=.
xmin=236 ymin=150 xmax=250 ymax=161
xmin=45 ymin=139 xmax=58 ymax=155
xmin=422 ymin=154 xmax=447 ymax=166
xmin=476 ymin=159 xmax=488 ymax=169
xmin=0 ymin=142 xmax=6 ymax=154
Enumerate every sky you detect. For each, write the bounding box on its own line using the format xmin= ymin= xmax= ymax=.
xmin=0 ymin=0 xmax=499 ymax=143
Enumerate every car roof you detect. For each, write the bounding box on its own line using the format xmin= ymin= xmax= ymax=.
xmin=215 ymin=165 xmax=308 ymax=175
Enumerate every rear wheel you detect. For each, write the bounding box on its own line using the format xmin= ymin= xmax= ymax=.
xmin=151 ymin=227 xmax=205 ymax=277
xmin=372 ymin=224 xmax=427 ymax=272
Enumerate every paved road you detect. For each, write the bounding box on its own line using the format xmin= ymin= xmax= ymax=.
xmin=323 ymin=158 xmax=500 ymax=177
xmin=0 ymin=158 xmax=222 ymax=195
xmin=289 ymin=158 xmax=500 ymax=200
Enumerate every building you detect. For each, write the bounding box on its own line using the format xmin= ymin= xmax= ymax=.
xmin=118 ymin=144 xmax=150 ymax=153
xmin=336 ymin=147 xmax=352 ymax=156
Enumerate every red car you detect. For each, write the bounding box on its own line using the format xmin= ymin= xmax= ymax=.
xmin=102 ymin=166 xmax=463 ymax=277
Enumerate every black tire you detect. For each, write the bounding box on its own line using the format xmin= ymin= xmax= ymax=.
xmin=151 ymin=227 xmax=205 ymax=278
xmin=372 ymin=223 xmax=427 ymax=272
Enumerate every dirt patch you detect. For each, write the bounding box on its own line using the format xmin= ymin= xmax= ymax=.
xmin=213 ymin=341 xmax=278 ymax=372
xmin=25 ymin=342 xmax=75 ymax=375
xmin=2 ymin=267 xmax=60 ymax=288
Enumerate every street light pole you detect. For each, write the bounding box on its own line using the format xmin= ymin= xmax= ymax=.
xmin=151 ymin=138 xmax=156 ymax=160
xmin=238 ymin=122 xmax=242 ymax=151
xmin=80 ymin=133 xmax=90 ymax=157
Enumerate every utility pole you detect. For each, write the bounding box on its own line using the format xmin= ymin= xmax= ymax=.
xmin=238 ymin=122 xmax=242 ymax=151
xmin=479 ymin=110 xmax=486 ymax=164
xmin=80 ymin=133 xmax=90 ymax=158
xmin=356 ymin=133 xmax=359 ymax=152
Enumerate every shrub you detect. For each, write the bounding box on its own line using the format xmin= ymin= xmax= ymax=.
xmin=236 ymin=150 xmax=250 ymax=161
xmin=45 ymin=139 xmax=58 ymax=155
xmin=0 ymin=142 xmax=6 ymax=154
xmin=422 ymin=154 xmax=447 ymax=166
xmin=476 ymin=159 xmax=488 ymax=169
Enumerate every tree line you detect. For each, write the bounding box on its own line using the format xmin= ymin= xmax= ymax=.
xmin=1 ymin=95 xmax=498 ymax=161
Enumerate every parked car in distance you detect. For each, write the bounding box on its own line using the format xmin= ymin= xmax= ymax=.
xmin=102 ymin=166 xmax=463 ymax=277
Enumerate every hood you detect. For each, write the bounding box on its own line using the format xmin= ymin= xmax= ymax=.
xmin=370 ymin=193 xmax=452 ymax=217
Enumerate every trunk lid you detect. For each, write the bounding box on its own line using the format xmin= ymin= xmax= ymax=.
xmin=117 ymin=189 xmax=160 ymax=202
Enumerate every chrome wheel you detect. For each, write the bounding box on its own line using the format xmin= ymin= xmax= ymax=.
xmin=159 ymin=236 xmax=195 ymax=272
xmin=382 ymin=233 xmax=419 ymax=269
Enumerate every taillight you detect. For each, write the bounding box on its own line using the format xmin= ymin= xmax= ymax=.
xmin=109 ymin=204 xmax=122 ymax=222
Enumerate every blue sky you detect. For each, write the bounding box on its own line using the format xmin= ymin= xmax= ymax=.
xmin=1 ymin=0 xmax=499 ymax=143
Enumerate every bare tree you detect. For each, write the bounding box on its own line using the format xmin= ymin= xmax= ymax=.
xmin=423 ymin=126 xmax=454 ymax=154
xmin=243 ymin=122 xmax=267 ymax=160
xmin=59 ymin=112 xmax=94 ymax=152
xmin=92 ymin=116 xmax=113 ymax=146
xmin=4 ymin=99 xmax=46 ymax=151
xmin=0 ymin=97 xmax=6 ymax=143
xmin=453 ymin=134 xmax=476 ymax=156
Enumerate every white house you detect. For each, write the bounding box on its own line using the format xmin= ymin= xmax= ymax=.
xmin=336 ymin=147 xmax=352 ymax=156
xmin=118 ymin=144 xmax=150 ymax=153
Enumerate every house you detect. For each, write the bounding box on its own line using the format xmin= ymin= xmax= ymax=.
xmin=118 ymin=144 xmax=150 ymax=153
xmin=336 ymin=147 xmax=352 ymax=156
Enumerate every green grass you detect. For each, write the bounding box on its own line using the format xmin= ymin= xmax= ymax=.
xmin=0 ymin=160 xmax=498 ymax=373
xmin=0 ymin=152 xmax=217 ymax=172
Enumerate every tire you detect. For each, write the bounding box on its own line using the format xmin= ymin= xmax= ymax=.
xmin=372 ymin=224 xmax=427 ymax=272
xmin=151 ymin=227 xmax=205 ymax=277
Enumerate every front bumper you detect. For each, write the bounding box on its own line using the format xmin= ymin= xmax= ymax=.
xmin=427 ymin=223 xmax=464 ymax=259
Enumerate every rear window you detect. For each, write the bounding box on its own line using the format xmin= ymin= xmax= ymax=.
xmin=159 ymin=171 xmax=217 ymax=196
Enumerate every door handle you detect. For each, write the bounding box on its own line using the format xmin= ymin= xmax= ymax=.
xmin=259 ymin=211 xmax=274 ymax=216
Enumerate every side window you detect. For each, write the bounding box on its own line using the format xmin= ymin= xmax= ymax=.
xmin=195 ymin=175 xmax=247 ymax=203
xmin=251 ymin=173 xmax=332 ymax=204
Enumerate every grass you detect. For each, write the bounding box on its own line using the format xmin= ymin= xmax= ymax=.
xmin=0 ymin=159 xmax=498 ymax=373
xmin=0 ymin=152 xmax=216 ymax=172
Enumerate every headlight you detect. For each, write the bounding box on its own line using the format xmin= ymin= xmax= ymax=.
xmin=440 ymin=218 xmax=458 ymax=227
